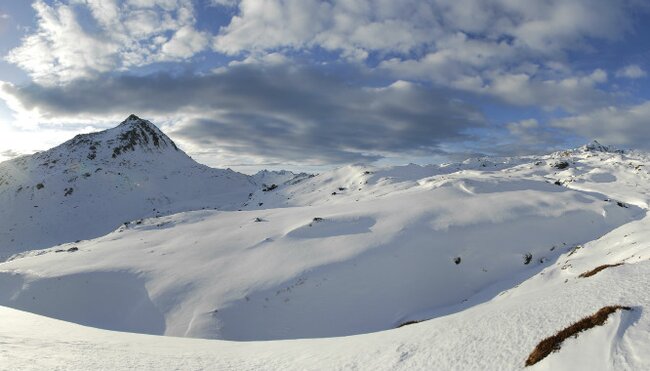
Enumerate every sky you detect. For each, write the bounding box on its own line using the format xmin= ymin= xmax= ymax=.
xmin=0 ymin=0 xmax=650 ymax=173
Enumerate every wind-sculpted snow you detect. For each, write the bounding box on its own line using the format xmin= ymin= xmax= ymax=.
xmin=1 ymin=216 xmax=650 ymax=370
xmin=0 ymin=173 xmax=642 ymax=340
xmin=286 ymin=216 xmax=376 ymax=239
xmin=1 ymin=271 xmax=165 ymax=335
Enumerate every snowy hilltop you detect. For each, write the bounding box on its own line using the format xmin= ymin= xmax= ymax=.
xmin=0 ymin=115 xmax=305 ymax=259
xmin=1 ymin=118 xmax=650 ymax=370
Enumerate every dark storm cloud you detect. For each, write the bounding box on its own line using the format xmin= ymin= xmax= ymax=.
xmin=2 ymin=64 xmax=486 ymax=164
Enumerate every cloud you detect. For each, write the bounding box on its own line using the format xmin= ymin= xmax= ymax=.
xmin=5 ymin=0 xmax=645 ymax=115
xmin=482 ymin=69 xmax=609 ymax=112
xmin=5 ymin=0 xmax=208 ymax=84
xmin=0 ymin=64 xmax=485 ymax=165
xmin=209 ymin=0 xmax=239 ymax=7
xmin=616 ymin=64 xmax=647 ymax=79
xmin=0 ymin=149 xmax=20 ymax=159
xmin=160 ymin=25 xmax=210 ymax=59
xmin=214 ymin=0 xmax=631 ymax=58
xmin=381 ymin=48 xmax=610 ymax=112
xmin=499 ymin=118 xmax=573 ymax=154
xmin=552 ymin=101 xmax=650 ymax=148
xmin=0 ymin=119 xmax=98 ymax=163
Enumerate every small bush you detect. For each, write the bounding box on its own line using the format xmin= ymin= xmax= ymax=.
xmin=453 ymin=257 xmax=461 ymax=265
xmin=579 ymin=263 xmax=624 ymax=278
xmin=36 ymin=183 xmax=45 ymax=190
xmin=523 ymin=253 xmax=533 ymax=265
xmin=525 ymin=306 xmax=631 ymax=366
xmin=309 ymin=217 xmax=324 ymax=227
xmin=567 ymin=245 xmax=582 ymax=257
xmin=553 ymin=161 xmax=569 ymax=170
xmin=262 ymin=184 xmax=278 ymax=192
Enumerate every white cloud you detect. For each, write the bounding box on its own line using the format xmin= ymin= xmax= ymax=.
xmin=484 ymin=69 xmax=608 ymax=111
xmin=5 ymin=0 xmax=208 ymax=85
xmin=5 ymin=1 xmax=120 ymax=84
xmin=161 ymin=26 xmax=210 ymax=59
xmin=616 ymin=64 xmax=647 ymax=79
xmin=214 ymin=0 xmax=630 ymax=58
xmin=381 ymin=50 xmax=610 ymax=112
xmin=213 ymin=0 xmax=438 ymax=57
xmin=552 ymin=101 xmax=650 ymax=148
xmin=209 ymin=0 xmax=239 ymax=7
xmin=209 ymin=0 xmax=637 ymax=112
xmin=0 ymin=117 xmax=99 ymax=162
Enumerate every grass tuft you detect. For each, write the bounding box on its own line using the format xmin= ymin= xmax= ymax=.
xmin=525 ymin=305 xmax=631 ymax=366
xmin=397 ymin=320 xmax=423 ymax=328
xmin=578 ymin=263 xmax=624 ymax=278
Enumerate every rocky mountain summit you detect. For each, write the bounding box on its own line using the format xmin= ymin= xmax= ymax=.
xmin=0 ymin=115 xmax=260 ymax=258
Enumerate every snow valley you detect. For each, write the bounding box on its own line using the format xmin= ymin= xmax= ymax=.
xmin=1 ymin=116 xmax=650 ymax=370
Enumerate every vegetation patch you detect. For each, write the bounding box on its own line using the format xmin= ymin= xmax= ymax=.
xmin=262 ymin=184 xmax=278 ymax=192
xmin=397 ymin=319 xmax=423 ymax=328
xmin=578 ymin=263 xmax=624 ymax=278
xmin=525 ymin=305 xmax=632 ymax=367
xmin=553 ymin=161 xmax=570 ymax=170
xmin=523 ymin=253 xmax=533 ymax=265
xmin=567 ymin=245 xmax=583 ymax=257
xmin=309 ymin=217 xmax=324 ymax=227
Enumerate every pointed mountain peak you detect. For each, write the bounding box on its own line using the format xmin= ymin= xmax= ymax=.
xmin=110 ymin=115 xmax=179 ymax=157
xmin=126 ymin=113 xmax=142 ymax=121
xmin=118 ymin=114 xmax=156 ymax=129
xmin=55 ymin=115 xmax=181 ymax=163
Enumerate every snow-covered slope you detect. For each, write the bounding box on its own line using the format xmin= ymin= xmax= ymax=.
xmin=1 ymin=178 xmax=639 ymax=340
xmin=0 ymin=115 xmax=260 ymax=259
xmin=2 ymin=139 xmax=650 ymax=369
xmin=1 ymin=213 xmax=649 ymax=370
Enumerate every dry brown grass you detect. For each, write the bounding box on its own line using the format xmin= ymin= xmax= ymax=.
xmin=578 ymin=263 xmax=624 ymax=278
xmin=396 ymin=320 xmax=423 ymax=328
xmin=525 ymin=305 xmax=632 ymax=367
